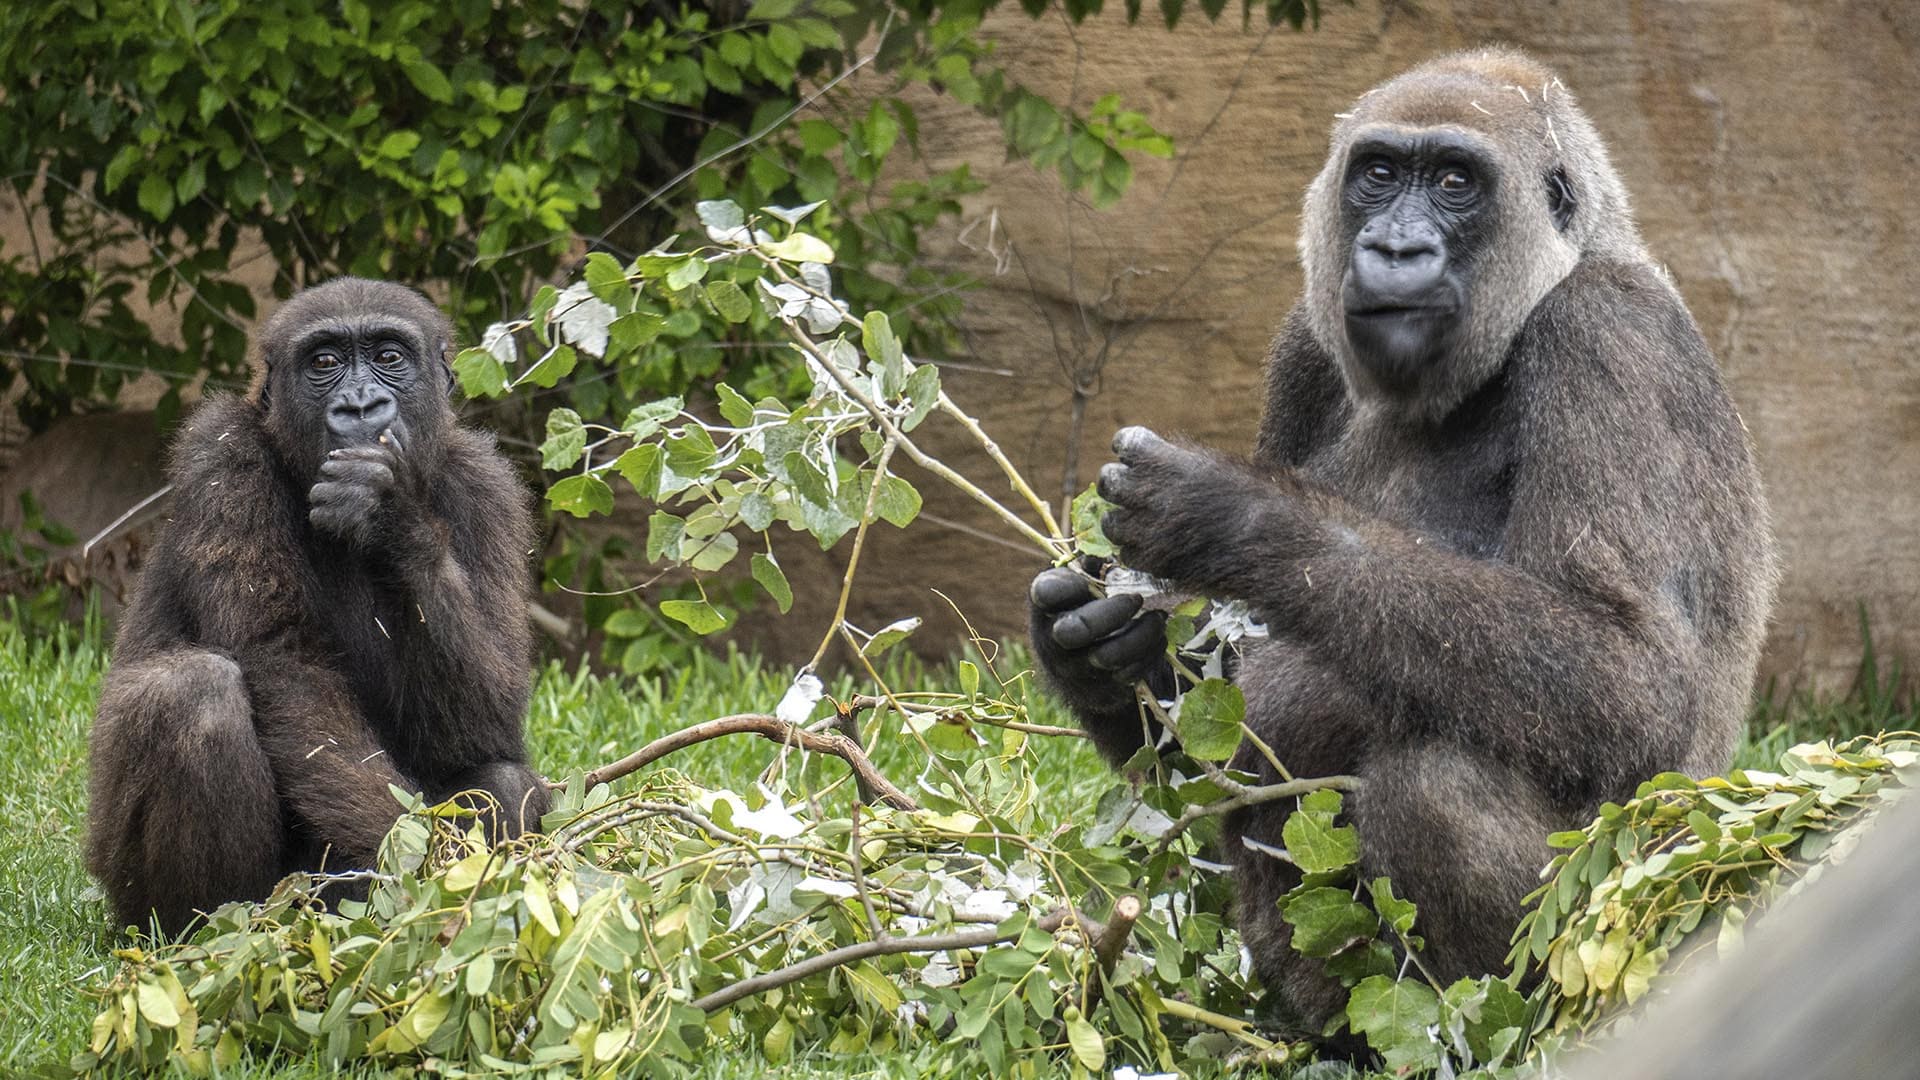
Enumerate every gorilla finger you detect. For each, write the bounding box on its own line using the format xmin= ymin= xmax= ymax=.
xmin=1111 ymin=425 xmax=1165 ymax=461
xmin=1030 ymin=567 xmax=1095 ymax=612
xmin=379 ymin=427 xmax=404 ymax=454
xmin=1051 ymin=594 xmax=1145 ymax=650
xmin=319 ymin=459 xmax=395 ymax=486
xmin=1097 ymin=461 xmax=1135 ymax=503
xmin=1088 ymin=610 xmax=1168 ymax=673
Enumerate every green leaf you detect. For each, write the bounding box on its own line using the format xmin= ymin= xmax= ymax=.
xmin=705 ymin=280 xmax=752 ymax=323
xmin=688 ymin=531 xmax=739 ymax=572
xmin=659 ymin=599 xmax=728 ymax=634
xmin=695 ymin=199 xmax=745 ymax=233
xmin=862 ymin=311 xmax=906 ymax=396
xmin=901 ymin=364 xmax=941 ymax=431
xmin=1175 ymin=678 xmax=1244 ymax=761
xmin=782 ymin=451 xmax=832 ymax=508
xmin=540 ymin=408 xmax=586 ymax=470
xmin=613 ymin=444 xmax=663 ymax=498
xmin=1281 ymin=788 xmax=1359 ymax=874
xmin=739 ymin=490 xmax=776 ymax=531
xmin=103 ymin=145 xmax=141 ymax=193
xmin=401 ymin=59 xmax=454 ymax=103
xmin=1455 ymin=977 xmax=1530 ymax=1062
xmin=751 ymin=552 xmax=792 ymax=613
xmin=1346 ymin=975 xmax=1441 ymax=1073
xmin=137 ymin=173 xmax=174 ymax=220
xmin=1281 ymin=887 xmax=1378 ymax=958
xmin=715 ymin=382 xmax=754 ymax=426
xmin=523 ymin=344 xmax=577 ymax=389
xmin=663 ymin=426 xmax=718 ymax=474
xmin=666 ymin=257 xmax=707 ymax=291
xmin=377 ymin=130 xmax=421 ymax=160
xmin=861 ymin=617 xmax=921 ymax=657
xmin=622 ymin=397 xmax=683 ymax=441
xmin=452 ymin=347 xmax=507 ymax=399
xmin=546 ymin=474 xmax=613 ymax=518
xmin=583 ymin=251 xmax=629 ymax=305
xmin=135 ymin=979 xmax=180 ymax=1027
xmin=646 ymin=511 xmax=685 ymax=563
xmin=1065 ymin=1010 xmax=1104 ymax=1072
xmin=760 ymin=231 xmax=835 ymax=264
xmin=1070 ymin=484 xmax=1117 ymax=559
xmin=1368 ymin=876 xmax=1419 ymax=937
xmin=875 ymin=476 xmax=921 ymax=527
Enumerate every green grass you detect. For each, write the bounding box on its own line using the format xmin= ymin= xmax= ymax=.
xmin=0 ymin=606 xmax=1906 ymax=1076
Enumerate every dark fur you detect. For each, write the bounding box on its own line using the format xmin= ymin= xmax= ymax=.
xmin=87 ymin=278 xmax=547 ymax=936
xmin=1030 ymin=50 xmax=1775 ymax=1027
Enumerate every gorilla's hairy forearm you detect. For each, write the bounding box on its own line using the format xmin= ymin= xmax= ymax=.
xmin=1248 ymin=509 xmax=1695 ymax=793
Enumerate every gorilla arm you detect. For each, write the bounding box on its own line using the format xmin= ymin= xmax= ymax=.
xmin=1100 ymin=269 xmax=1719 ymax=797
xmin=307 ymin=423 xmax=542 ymax=827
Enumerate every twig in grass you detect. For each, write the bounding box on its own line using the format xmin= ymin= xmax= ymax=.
xmin=574 ymin=712 xmax=916 ymax=810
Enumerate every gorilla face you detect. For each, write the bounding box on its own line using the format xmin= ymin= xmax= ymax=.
xmin=1337 ymin=129 xmax=1495 ymax=399
xmin=295 ymin=320 xmax=427 ymax=452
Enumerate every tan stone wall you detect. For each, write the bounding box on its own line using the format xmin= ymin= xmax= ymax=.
xmin=744 ymin=1 xmax=1920 ymax=694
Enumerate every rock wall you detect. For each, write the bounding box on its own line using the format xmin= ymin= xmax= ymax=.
xmin=748 ymin=0 xmax=1920 ymax=695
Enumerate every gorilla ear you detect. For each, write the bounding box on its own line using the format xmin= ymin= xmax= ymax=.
xmin=1546 ymin=167 xmax=1578 ymax=232
xmin=258 ymin=366 xmax=273 ymax=413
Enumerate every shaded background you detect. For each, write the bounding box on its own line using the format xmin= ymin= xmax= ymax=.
xmin=6 ymin=0 xmax=1916 ymax=695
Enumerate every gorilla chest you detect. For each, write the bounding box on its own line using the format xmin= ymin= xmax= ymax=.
xmin=1307 ymin=412 xmax=1515 ymax=556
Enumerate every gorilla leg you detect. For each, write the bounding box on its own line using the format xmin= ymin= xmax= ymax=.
xmin=1349 ymin=743 xmax=1562 ymax=982
xmin=433 ymin=760 xmax=551 ymax=842
xmin=242 ymin=656 xmax=419 ymax=871
xmin=87 ymin=650 xmax=283 ymax=936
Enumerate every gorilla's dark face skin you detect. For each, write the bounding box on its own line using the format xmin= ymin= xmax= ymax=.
xmin=1338 ymin=129 xmax=1495 ymax=396
xmin=290 ymin=317 xmax=430 ymax=453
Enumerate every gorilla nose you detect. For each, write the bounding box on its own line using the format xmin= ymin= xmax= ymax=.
xmin=326 ymin=386 xmax=397 ymax=444
xmin=1350 ymin=226 xmax=1448 ymax=308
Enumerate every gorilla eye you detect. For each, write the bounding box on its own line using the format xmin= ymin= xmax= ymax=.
xmin=1438 ymin=169 xmax=1474 ymax=192
xmin=1364 ymin=162 xmax=1397 ymax=184
xmin=376 ymin=348 xmax=406 ymax=367
xmin=311 ymin=352 xmax=341 ymax=371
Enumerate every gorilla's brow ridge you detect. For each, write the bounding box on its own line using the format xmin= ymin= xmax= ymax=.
xmin=286 ymin=318 xmax=428 ymax=359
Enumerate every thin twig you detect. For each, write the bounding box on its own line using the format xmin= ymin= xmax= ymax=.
xmin=806 ymin=438 xmax=898 ymax=670
xmin=574 ymin=713 xmax=916 ymax=811
xmin=692 ymin=908 xmax=1069 ymax=1013
xmin=1152 ymin=775 xmax=1362 ymax=859
xmin=935 ymin=394 xmax=1061 ymax=538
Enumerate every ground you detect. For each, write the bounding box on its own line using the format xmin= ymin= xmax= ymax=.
xmin=0 ymin=603 xmax=1901 ymax=1076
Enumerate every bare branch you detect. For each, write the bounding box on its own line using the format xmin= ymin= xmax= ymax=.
xmin=693 ymin=908 xmax=1069 ymax=1013
xmin=576 ymin=713 xmax=917 ymax=811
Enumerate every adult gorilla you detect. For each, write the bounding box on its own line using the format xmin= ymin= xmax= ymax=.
xmin=1031 ymin=49 xmax=1776 ymax=1024
xmin=87 ymin=278 xmax=547 ymax=936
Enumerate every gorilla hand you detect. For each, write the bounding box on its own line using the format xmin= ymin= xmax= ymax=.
xmin=309 ymin=430 xmax=412 ymax=548
xmin=1028 ymin=564 xmax=1167 ymax=705
xmin=1098 ymin=426 xmax=1314 ymax=595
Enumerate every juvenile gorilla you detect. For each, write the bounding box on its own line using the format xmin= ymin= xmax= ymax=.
xmin=1031 ymin=50 xmax=1775 ymax=1022
xmin=88 ymin=278 xmax=548 ymax=936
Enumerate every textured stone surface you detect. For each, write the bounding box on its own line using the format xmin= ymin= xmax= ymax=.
xmin=743 ymin=1 xmax=1920 ymax=694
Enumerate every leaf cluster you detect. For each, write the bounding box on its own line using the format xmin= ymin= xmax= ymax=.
xmin=1512 ymin=733 xmax=1920 ymax=1037
xmin=73 ymin=674 xmax=1288 ymax=1077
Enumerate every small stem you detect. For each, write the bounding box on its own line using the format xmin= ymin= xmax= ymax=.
xmin=1152 ymin=775 xmax=1362 ymax=859
xmin=1155 ymin=998 xmax=1284 ymax=1053
xmin=780 ymin=322 xmax=1067 ymax=559
xmin=807 ymin=438 xmax=898 ymax=670
xmin=935 ymin=393 xmax=1061 ymax=538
